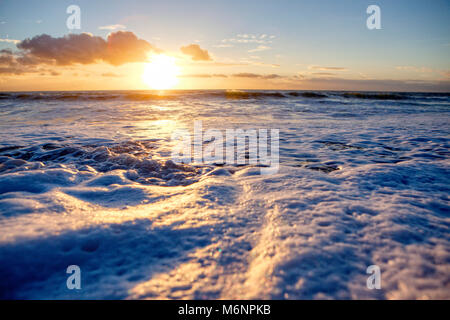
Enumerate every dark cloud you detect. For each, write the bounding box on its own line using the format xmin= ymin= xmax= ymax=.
xmin=18 ymin=33 xmax=106 ymax=65
xmin=0 ymin=49 xmax=45 ymax=74
xmin=232 ymin=72 xmax=260 ymax=78
xmin=295 ymin=77 xmax=450 ymax=92
xmin=311 ymin=72 xmax=338 ymax=77
xmin=0 ymin=66 xmax=27 ymax=75
xmin=262 ymin=74 xmax=282 ymax=79
xmin=180 ymin=44 xmax=212 ymax=61
xmin=0 ymin=49 xmax=14 ymax=64
xmin=0 ymin=31 xmax=157 ymax=75
xmin=232 ymin=73 xmax=282 ymax=79
xmin=178 ymin=72 xmax=450 ymax=91
xmin=17 ymin=31 xmax=156 ymax=66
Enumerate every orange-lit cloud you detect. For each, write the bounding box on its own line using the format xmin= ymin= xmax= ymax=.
xmin=180 ymin=73 xmax=298 ymax=81
xmin=308 ymin=65 xmax=348 ymax=71
xmin=0 ymin=38 xmax=20 ymax=44
xmin=180 ymin=44 xmax=212 ymax=61
xmin=232 ymin=72 xmax=281 ymax=79
xmin=99 ymin=24 xmax=126 ymax=30
xmin=180 ymin=73 xmax=228 ymax=78
xmin=0 ymin=31 xmax=157 ymax=74
xmin=0 ymin=48 xmax=45 ymax=75
xmin=101 ymin=72 xmax=122 ymax=77
xmin=310 ymin=72 xmax=338 ymax=77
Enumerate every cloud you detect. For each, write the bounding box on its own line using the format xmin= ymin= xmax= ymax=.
xmin=187 ymin=59 xmax=249 ymax=67
xmin=0 ymin=49 xmax=64 ymax=75
xmin=221 ymin=34 xmax=275 ymax=45
xmin=0 ymin=50 xmax=14 ymax=65
xmin=180 ymin=44 xmax=212 ymax=61
xmin=232 ymin=73 xmax=282 ymax=79
xmin=232 ymin=73 xmax=261 ymax=78
xmin=288 ymin=75 xmax=450 ymax=92
xmin=248 ymin=45 xmax=270 ymax=53
xmin=262 ymin=74 xmax=282 ymax=79
xmin=311 ymin=72 xmax=338 ymax=77
xmin=213 ymin=44 xmax=234 ymax=48
xmin=0 ymin=38 xmax=20 ymax=44
xmin=180 ymin=73 xmax=228 ymax=78
xmin=396 ymin=66 xmax=434 ymax=73
xmin=179 ymin=73 xmax=282 ymax=80
xmin=0 ymin=32 xmax=157 ymax=75
xmin=177 ymin=72 xmax=285 ymax=80
xmin=102 ymin=31 xmax=157 ymax=65
xmin=99 ymin=24 xmax=126 ymax=30
xmin=247 ymin=61 xmax=280 ymax=68
xmin=0 ymin=49 xmax=42 ymax=74
xmin=276 ymin=70 xmax=450 ymax=91
xmin=101 ymin=72 xmax=121 ymax=77
xmin=439 ymin=70 xmax=450 ymax=79
xmin=0 ymin=66 xmax=27 ymax=75
xmin=308 ymin=65 xmax=348 ymax=71
xmin=16 ymin=31 xmax=156 ymax=66
xmin=182 ymin=72 xmax=450 ymax=91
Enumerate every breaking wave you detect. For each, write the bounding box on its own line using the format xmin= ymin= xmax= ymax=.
xmin=1 ymin=90 xmax=447 ymax=102
xmin=0 ymin=141 xmax=202 ymax=188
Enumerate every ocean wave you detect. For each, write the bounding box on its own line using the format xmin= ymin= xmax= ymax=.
xmin=0 ymin=141 xmax=202 ymax=188
xmin=1 ymin=90 xmax=446 ymax=102
xmin=340 ymin=92 xmax=406 ymax=100
xmin=287 ymin=91 xmax=328 ymax=98
xmin=0 ymin=88 xmax=449 ymax=299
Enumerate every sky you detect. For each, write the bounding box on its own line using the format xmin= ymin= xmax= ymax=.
xmin=0 ymin=0 xmax=449 ymax=91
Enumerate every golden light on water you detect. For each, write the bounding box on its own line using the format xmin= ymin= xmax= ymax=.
xmin=142 ymin=54 xmax=179 ymax=90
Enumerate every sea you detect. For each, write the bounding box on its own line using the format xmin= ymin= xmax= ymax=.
xmin=0 ymin=90 xmax=449 ymax=299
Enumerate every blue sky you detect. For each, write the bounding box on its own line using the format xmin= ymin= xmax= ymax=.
xmin=0 ymin=0 xmax=449 ymax=91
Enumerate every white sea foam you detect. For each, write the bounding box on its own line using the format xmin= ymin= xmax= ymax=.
xmin=0 ymin=90 xmax=448 ymax=299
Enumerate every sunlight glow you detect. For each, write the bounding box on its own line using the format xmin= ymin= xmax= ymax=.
xmin=142 ymin=54 xmax=179 ymax=90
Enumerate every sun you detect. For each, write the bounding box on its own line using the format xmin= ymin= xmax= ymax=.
xmin=142 ymin=54 xmax=179 ymax=90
